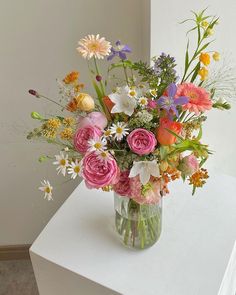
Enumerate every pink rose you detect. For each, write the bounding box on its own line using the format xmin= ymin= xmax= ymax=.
xmin=127 ymin=128 xmax=157 ymax=155
xmin=113 ymin=170 xmax=132 ymax=196
xmin=74 ymin=126 xmax=102 ymax=154
xmin=179 ymin=154 xmax=199 ymax=176
xmin=78 ymin=112 xmax=108 ymax=130
xmin=82 ymin=152 xmax=120 ymax=189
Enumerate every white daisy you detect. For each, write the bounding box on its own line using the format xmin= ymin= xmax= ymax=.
xmin=88 ymin=138 xmax=107 ymax=152
xmin=67 ymin=160 xmax=82 ymax=179
xmin=95 ymin=150 xmax=111 ymax=164
xmin=150 ymin=89 xmax=157 ymax=97
xmin=110 ymin=122 xmax=129 ymax=141
xmin=108 ymin=87 xmax=136 ymax=116
xmin=138 ymin=96 xmax=148 ymax=108
xmin=129 ymin=160 xmax=160 ymax=185
xmin=39 ymin=180 xmax=53 ymax=201
xmin=103 ymin=129 xmax=112 ymax=138
xmin=127 ymin=87 xmax=138 ymax=98
xmin=53 ymin=151 xmax=69 ymax=176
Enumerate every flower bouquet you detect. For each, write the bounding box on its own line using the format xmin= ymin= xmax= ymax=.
xmin=28 ymin=9 xmax=232 ymax=249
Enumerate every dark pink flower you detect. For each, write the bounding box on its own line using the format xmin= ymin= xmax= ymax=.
xmin=82 ymin=152 xmax=119 ymax=189
xmin=74 ymin=126 xmax=102 ymax=154
xmin=127 ymin=128 xmax=157 ymax=155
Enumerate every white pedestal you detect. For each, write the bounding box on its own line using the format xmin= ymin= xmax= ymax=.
xmin=30 ymin=174 xmax=236 ymax=295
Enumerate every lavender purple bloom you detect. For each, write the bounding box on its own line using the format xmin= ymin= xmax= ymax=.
xmin=157 ymin=83 xmax=188 ymax=117
xmin=107 ymin=40 xmax=131 ymax=61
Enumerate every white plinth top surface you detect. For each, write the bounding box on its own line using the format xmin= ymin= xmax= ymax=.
xmin=31 ymin=174 xmax=236 ymax=295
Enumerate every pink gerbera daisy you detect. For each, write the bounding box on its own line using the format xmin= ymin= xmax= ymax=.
xmin=177 ymin=83 xmax=212 ymax=114
xmin=77 ymin=34 xmax=111 ymax=59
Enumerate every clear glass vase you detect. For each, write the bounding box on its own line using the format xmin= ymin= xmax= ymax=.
xmin=114 ymin=193 xmax=162 ymax=250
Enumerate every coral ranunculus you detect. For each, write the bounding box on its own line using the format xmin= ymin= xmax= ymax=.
xmin=82 ymin=152 xmax=119 ymax=188
xmin=127 ymin=128 xmax=157 ymax=155
xmin=73 ymin=126 xmax=102 ymax=154
xmin=157 ymin=117 xmax=182 ymax=145
xmin=177 ymin=83 xmax=212 ymax=114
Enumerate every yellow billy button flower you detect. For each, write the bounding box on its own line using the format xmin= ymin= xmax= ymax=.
xmin=60 ymin=128 xmax=73 ymax=140
xmin=198 ymin=67 xmax=209 ymax=81
xmin=213 ymin=52 xmax=220 ymax=61
xmin=199 ymin=52 xmax=210 ymax=66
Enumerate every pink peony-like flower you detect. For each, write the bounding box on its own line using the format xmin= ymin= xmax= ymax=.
xmin=177 ymin=83 xmax=212 ymax=114
xmin=82 ymin=152 xmax=120 ymax=189
xmin=78 ymin=112 xmax=108 ymax=130
xmin=113 ymin=170 xmax=132 ymax=196
xmin=131 ymin=177 xmax=163 ymax=205
xmin=179 ymin=154 xmax=199 ymax=176
xmin=74 ymin=126 xmax=102 ymax=154
xmin=127 ymin=128 xmax=157 ymax=155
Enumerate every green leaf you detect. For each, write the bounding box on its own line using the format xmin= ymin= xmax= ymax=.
xmin=190 ymin=62 xmax=201 ymax=83
xmin=185 ymin=40 xmax=189 ymax=70
xmin=196 ymin=41 xmax=213 ymax=55
xmin=160 ymin=146 xmax=169 ymax=160
xmin=196 ymin=126 xmax=202 ymax=141
xmin=192 ymin=186 xmax=197 ymax=195
xmin=164 ymin=128 xmax=184 ymax=141
xmin=200 ymin=157 xmax=207 ymax=167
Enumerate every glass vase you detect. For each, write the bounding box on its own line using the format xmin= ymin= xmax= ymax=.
xmin=114 ymin=193 xmax=162 ymax=250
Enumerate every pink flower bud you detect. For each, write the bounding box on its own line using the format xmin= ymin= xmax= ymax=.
xmin=96 ymin=75 xmax=102 ymax=82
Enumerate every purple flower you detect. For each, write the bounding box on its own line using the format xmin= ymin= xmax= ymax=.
xmin=157 ymin=83 xmax=188 ymax=117
xmin=107 ymin=40 xmax=131 ymax=61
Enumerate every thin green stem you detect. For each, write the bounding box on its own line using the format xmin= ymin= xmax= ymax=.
xmin=122 ymin=60 xmax=129 ymax=86
xmin=39 ymin=94 xmax=64 ymax=108
xmin=93 ymin=57 xmax=106 ymax=96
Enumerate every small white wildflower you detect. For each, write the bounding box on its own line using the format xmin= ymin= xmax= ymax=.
xmin=110 ymin=122 xmax=129 ymax=141
xmin=53 ymin=151 xmax=69 ymax=176
xmin=67 ymin=160 xmax=82 ymax=179
xmin=88 ymin=138 xmax=107 ymax=152
xmin=39 ymin=180 xmax=53 ymax=201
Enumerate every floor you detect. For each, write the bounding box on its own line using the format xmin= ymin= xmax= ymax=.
xmin=0 ymin=260 xmax=39 ymax=295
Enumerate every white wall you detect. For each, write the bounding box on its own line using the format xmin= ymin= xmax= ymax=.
xmin=0 ymin=0 xmax=150 ymax=245
xmin=151 ymin=0 xmax=236 ymax=177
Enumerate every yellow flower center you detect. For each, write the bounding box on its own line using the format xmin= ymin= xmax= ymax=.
xmin=45 ymin=187 xmax=51 ymax=194
xmin=101 ymin=151 xmax=107 ymax=158
xmin=140 ymin=98 xmax=146 ymax=105
xmin=94 ymin=142 xmax=102 ymax=149
xmin=150 ymin=89 xmax=157 ymax=96
xmin=89 ymin=43 xmax=99 ymax=51
xmin=116 ymin=127 xmax=123 ymax=134
xmin=129 ymin=90 xmax=136 ymax=97
xmin=188 ymin=91 xmax=198 ymax=100
xmin=74 ymin=166 xmax=80 ymax=173
xmin=104 ymin=130 xmax=111 ymax=136
xmin=60 ymin=159 xmax=66 ymax=166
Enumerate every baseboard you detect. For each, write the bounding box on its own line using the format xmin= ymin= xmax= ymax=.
xmin=0 ymin=244 xmax=31 ymax=260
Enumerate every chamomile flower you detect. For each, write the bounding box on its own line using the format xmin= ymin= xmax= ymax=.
xmin=150 ymin=89 xmax=157 ymax=97
xmin=138 ymin=96 xmax=148 ymax=108
xmin=95 ymin=150 xmax=111 ymax=164
xmin=128 ymin=87 xmax=138 ymax=98
xmin=67 ymin=160 xmax=82 ymax=179
xmin=39 ymin=180 xmax=53 ymax=201
xmin=88 ymin=138 xmax=107 ymax=152
xmin=103 ymin=129 xmax=112 ymax=138
xmin=110 ymin=122 xmax=129 ymax=141
xmin=53 ymin=151 xmax=69 ymax=176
